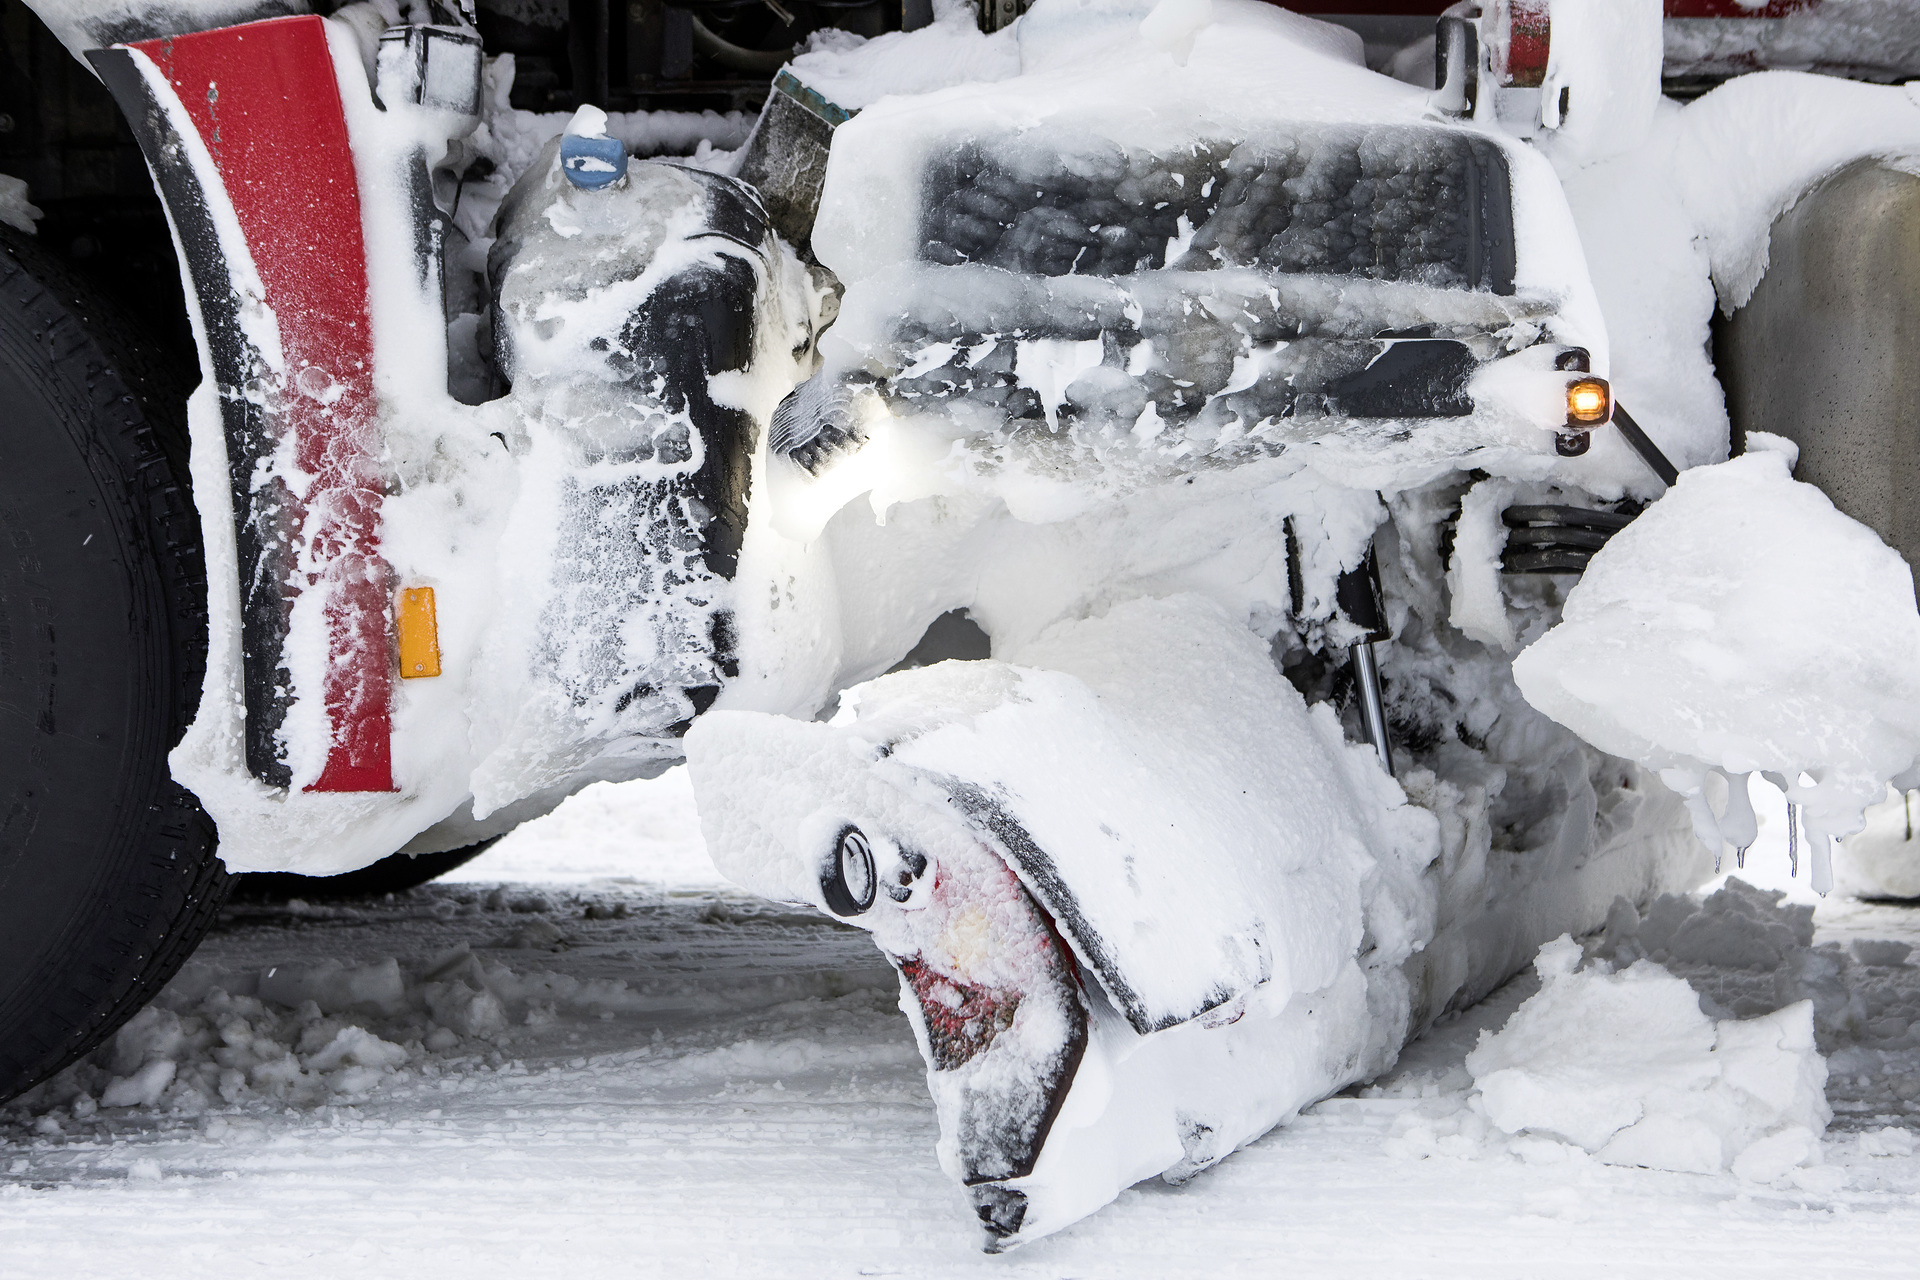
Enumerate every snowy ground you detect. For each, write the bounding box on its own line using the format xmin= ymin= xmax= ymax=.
xmin=5 ymin=771 xmax=1920 ymax=1277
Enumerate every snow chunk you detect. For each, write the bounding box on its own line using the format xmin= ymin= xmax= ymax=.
xmin=1466 ymin=936 xmax=1829 ymax=1179
xmin=100 ymin=1059 xmax=176 ymax=1109
xmin=1512 ymin=447 xmax=1920 ymax=865
xmin=0 ymin=173 xmax=41 ymax=234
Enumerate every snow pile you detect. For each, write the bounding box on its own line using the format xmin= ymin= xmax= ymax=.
xmin=1592 ymin=877 xmax=1816 ymax=984
xmin=1366 ymin=873 xmax=1920 ymax=1188
xmin=1512 ymin=442 xmax=1920 ymax=885
xmin=1587 ymin=876 xmax=1920 ymax=1080
xmin=1465 ymin=935 xmax=1829 ymax=1181
xmin=3 ymin=934 xmax=674 ymax=1126
xmin=1566 ymin=876 xmax=1920 ymax=1152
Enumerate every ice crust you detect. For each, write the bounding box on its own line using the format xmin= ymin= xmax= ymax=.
xmin=918 ymin=125 xmax=1512 ymax=290
xmin=1512 ymin=444 xmax=1920 ymax=879
xmin=1466 ymin=934 xmax=1829 ymax=1180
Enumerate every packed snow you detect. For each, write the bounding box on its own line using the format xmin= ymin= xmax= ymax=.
xmin=1465 ymin=933 xmax=1829 ymax=1181
xmin=7 ymin=769 xmax=1920 ymax=1275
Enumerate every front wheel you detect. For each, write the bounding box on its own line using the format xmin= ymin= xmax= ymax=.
xmin=0 ymin=234 xmax=229 ymax=1105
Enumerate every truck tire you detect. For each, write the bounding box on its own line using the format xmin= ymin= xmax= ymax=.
xmin=232 ymin=840 xmax=498 ymax=901
xmin=0 ymin=232 xmax=229 ymax=1105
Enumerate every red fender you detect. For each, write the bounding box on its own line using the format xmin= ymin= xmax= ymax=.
xmin=94 ymin=17 xmax=393 ymax=793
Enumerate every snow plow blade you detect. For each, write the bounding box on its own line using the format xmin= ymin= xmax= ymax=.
xmin=690 ymin=598 xmax=1426 ymax=1248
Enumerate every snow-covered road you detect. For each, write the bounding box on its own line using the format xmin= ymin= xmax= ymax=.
xmin=5 ymin=770 xmax=1920 ymax=1278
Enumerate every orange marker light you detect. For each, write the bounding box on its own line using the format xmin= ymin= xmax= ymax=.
xmin=1567 ymin=377 xmax=1611 ymax=425
xmin=397 ymin=586 xmax=442 ymax=679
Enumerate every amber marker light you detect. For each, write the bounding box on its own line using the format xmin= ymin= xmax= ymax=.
xmin=397 ymin=586 xmax=442 ymax=678
xmin=1566 ymin=377 xmax=1611 ymax=426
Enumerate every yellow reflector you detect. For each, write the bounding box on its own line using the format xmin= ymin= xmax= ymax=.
xmin=1567 ymin=377 xmax=1611 ymax=425
xmin=397 ymin=586 xmax=442 ymax=679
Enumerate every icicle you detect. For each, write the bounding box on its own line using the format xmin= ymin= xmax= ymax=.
xmin=1786 ymin=802 xmax=1800 ymax=878
xmin=1906 ymin=790 xmax=1913 ymax=843
xmin=1714 ymin=846 xmax=1722 ymax=873
xmin=1811 ymin=835 xmax=1833 ymax=896
xmin=1735 ymin=843 xmax=1749 ymax=869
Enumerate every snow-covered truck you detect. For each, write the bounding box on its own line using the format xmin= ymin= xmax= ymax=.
xmin=7 ymin=0 xmax=1920 ymax=1248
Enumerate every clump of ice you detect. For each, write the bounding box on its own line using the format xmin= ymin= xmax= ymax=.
xmin=1511 ymin=442 xmax=1920 ymax=886
xmin=1465 ymin=935 xmax=1829 ymax=1182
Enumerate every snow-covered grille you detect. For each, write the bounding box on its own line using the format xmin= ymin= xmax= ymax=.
xmin=920 ymin=125 xmax=1515 ymax=295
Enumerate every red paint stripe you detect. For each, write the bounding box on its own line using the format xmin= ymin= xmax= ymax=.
xmin=135 ymin=16 xmax=394 ymax=793
xmin=1502 ymin=0 xmax=1551 ymax=88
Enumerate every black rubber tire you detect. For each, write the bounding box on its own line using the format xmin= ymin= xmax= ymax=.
xmin=231 ymin=840 xmax=498 ymax=902
xmin=0 ymin=230 xmax=229 ymax=1106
